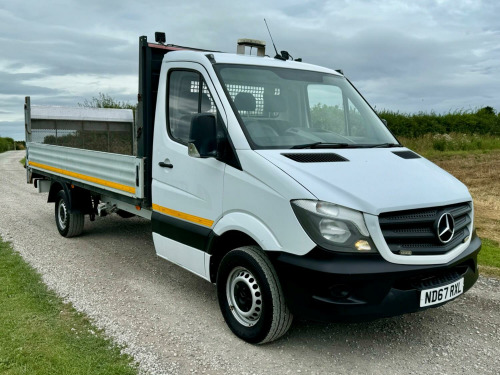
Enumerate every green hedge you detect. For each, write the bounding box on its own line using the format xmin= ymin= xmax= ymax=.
xmin=0 ymin=137 xmax=25 ymax=153
xmin=378 ymin=107 xmax=500 ymax=137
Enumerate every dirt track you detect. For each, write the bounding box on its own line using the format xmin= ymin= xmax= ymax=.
xmin=1 ymin=150 xmax=499 ymax=375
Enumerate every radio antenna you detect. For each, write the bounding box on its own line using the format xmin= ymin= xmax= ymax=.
xmin=264 ymin=19 xmax=285 ymax=60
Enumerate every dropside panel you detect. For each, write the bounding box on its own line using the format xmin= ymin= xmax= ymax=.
xmin=27 ymin=143 xmax=145 ymax=199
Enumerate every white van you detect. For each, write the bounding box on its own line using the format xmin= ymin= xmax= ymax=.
xmin=25 ymin=35 xmax=481 ymax=344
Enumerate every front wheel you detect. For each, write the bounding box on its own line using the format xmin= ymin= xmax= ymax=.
xmin=55 ymin=190 xmax=84 ymax=237
xmin=217 ymin=246 xmax=293 ymax=344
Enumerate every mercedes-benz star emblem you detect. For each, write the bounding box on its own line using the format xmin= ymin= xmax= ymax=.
xmin=437 ymin=213 xmax=455 ymax=244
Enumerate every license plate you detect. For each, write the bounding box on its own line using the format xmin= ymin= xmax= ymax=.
xmin=420 ymin=278 xmax=464 ymax=307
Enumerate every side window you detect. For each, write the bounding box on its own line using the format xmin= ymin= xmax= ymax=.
xmin=168 ymin=70 xmax=216 ymax=144
xmin=308 ymin=85 xmax=346 ymax=134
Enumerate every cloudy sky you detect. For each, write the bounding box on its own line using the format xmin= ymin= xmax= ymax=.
xmin=1 ymin=0 xmax=499 ymax=140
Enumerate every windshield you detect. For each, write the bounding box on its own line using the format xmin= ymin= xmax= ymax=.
xmin=215 ymin=64 xmax=398 ymax=149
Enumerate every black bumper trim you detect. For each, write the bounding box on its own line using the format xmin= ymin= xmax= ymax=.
xmin=272 ymin=235 xmax=481 ymax=322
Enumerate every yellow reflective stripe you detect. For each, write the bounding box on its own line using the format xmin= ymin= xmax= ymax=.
xmin=152 ymin=203 xmax=214 ymax=227
xmin=29 ymin=161 xmax=136 ymax=194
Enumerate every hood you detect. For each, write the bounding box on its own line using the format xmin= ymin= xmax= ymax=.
xmin=256 ymin=148 xmax=471 ymax=215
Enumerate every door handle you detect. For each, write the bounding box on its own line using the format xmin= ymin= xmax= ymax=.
xmin=158 ymin=161 xmax=173 ymax=168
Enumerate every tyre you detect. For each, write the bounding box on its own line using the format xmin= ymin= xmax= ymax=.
xmin=216 ymin=246 xmax=293 ymax=344
xmin=55 ymin=190 xmax=84 ymax=238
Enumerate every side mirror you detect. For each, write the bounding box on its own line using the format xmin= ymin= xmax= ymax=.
xmin=381 ymin=118 xmax=388 ymax=127
xmin=188 ymin=113 xmax=217 ymax=158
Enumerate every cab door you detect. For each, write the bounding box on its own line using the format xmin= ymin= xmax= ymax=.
xmin=151 ymin=63 xmax=226 ymax=280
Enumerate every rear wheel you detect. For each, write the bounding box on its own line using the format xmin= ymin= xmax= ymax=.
xmin=55 ymin=190 xmax=84 ymax=237
xmin=216 ymin=246 xmax=293 ymax=344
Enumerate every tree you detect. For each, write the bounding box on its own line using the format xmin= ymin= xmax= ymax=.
xmin=477 ymin=106 xmax=495 ymax=116
xmin=0 ymin=136 xmax=17 ymax=153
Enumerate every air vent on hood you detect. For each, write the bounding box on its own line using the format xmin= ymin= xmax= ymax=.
xmin=282 ymin=153 xmax=349 ymax=163
xmin=392 ymin=151 xmax=421 ymax=159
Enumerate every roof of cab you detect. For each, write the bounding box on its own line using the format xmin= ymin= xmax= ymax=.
xmin=162 ymin=50 xmax=342 ymax=76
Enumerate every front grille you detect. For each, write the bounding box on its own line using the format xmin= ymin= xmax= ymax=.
xmin=379 ymin=202 xmax=472 ymax=255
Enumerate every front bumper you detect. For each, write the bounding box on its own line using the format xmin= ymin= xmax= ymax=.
xmin=272 ymin=235 xmax=481 ymax=322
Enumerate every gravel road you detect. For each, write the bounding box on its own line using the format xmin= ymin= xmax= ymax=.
xmin=1 ymin=150 xmax=499 ymax=374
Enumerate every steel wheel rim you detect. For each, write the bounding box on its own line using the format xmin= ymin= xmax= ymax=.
xmin=57 ymin=200 xmax=68 ymax=229
xmin=226 ymin=266 xmax=262 ymax=327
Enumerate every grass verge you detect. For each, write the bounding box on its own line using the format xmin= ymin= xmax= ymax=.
xmin=20 ymin=157 xmax=25 ymax=166
xmin=0 ymin=237 xmax=138 ymax=375
xmin=478 ymin=238 xmax=500 ymax=278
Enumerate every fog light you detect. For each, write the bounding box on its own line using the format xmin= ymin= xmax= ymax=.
xmin=355 ymin=240 xmax=371 ymax=251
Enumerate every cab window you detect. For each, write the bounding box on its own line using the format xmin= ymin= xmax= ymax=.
xmin=168 ymin=70 xmax=216 ymax=144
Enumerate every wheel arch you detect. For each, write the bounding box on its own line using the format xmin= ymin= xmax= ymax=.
xmin=208 ymin=230 xmax=259 ymax=283
xmin=48 ymin=181 xmax=69 ymax=204
xmin=48 ymin=180 xmax=93 ymax=214
xmin=209 ymin=212 xmax=283 ymax=283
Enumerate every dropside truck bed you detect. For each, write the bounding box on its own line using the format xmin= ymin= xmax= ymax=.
xmin=25 ymin=99 xmax=149 ymax=219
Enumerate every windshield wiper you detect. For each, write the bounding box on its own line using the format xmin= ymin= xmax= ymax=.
xmin=368 ymin=143 xmax=402 ymax=148
xmin=291 ymin=142 xmax=351 ymax=149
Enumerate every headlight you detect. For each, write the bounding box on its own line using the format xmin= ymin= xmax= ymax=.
xmin=291 ymin=200 xmax=377 ymax=253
